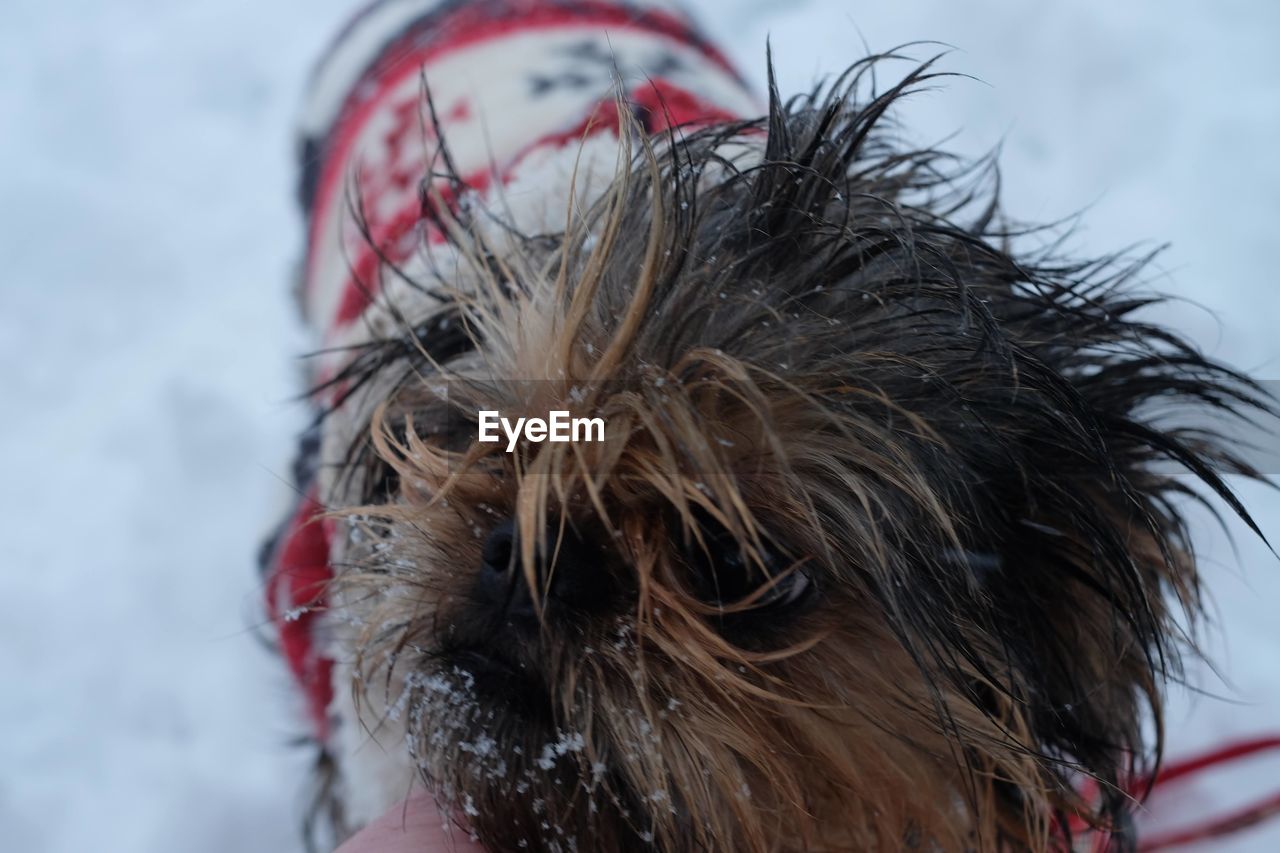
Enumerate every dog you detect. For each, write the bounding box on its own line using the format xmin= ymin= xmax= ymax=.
xmin=261 ymin=1 xmax=1270 ymax=850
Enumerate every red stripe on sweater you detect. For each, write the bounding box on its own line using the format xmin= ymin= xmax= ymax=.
xmin=265 ymin=491 xmax=334 ymax=741
xmin=305 ymin=2 xmax=739 ymax=320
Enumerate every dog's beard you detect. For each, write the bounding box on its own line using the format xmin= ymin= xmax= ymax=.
xmin=307 ymin=61 xmax=1269 ymax=853
xmin=332 ymin=474 xmax=1013 ymax=853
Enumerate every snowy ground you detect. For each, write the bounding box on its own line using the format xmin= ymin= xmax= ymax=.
xmin=2 ymin=1 xmax=1277 ymax=850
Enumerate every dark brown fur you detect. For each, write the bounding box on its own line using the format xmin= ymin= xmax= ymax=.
xmin=296 ymin=54 xmax=1271 ymax=851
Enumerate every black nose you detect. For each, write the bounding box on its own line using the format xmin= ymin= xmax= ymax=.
xmin=476 ymin=518 xmax=611 ymax=626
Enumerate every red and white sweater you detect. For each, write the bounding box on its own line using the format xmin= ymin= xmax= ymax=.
xmin=298 ymin=0 xmax=756 ymax=357
xmin=264 ymin=0 xmax=757 ymax=823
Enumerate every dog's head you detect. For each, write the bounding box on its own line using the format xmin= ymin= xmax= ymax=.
xmin=316 ymin=58 xmax=1267 ymax=851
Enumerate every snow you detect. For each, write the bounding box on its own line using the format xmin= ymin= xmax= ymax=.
xmin=2 ymin=0 xmax=1276 ymax=850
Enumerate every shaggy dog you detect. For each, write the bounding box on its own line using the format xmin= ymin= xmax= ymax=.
xmin=262 ymin=1 xmax=1269 ymax=849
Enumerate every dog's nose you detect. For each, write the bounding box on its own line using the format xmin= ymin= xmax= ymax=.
xmin=477 ymin=518 xmax=611 ymax=624
xmin=480 ymin=518 xmax=521 ymax=583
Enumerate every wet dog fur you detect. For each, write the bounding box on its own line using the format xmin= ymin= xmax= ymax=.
xmin=283 ymin=54 xmax=1271 ymax=852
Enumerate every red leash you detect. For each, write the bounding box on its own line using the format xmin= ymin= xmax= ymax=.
xmin=1064 ymin=735 xmax=1280 ymax=851
xmin=1135 ymin=735 xmax=1280 ymax=850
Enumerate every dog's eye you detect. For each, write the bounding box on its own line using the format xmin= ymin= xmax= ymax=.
xmin=687 ymin=523 xmax=813 ymax=610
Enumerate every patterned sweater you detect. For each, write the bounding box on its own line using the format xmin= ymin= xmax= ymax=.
xmin=264 ymin=0 xmax=757 ymax=823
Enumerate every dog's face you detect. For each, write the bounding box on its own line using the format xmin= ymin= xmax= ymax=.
xmin=317 ymin=68 xmax=1265 ymax=852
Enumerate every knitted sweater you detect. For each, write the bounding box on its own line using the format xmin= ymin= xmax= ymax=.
xmin=264 ymin=0 xmax=757 ymax=825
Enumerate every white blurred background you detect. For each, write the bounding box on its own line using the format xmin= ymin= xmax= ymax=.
xmin=2 ymin=1 xmax=1277 ymax=850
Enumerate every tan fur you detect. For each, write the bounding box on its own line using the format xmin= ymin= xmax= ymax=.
xmin=314 ymin=128 xmax=1054 ymax=852
xmin=301 ymin=76 xmax=1264 ymax=849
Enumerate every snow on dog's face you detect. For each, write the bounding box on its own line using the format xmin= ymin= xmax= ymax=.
xmin=316 ymin=63 xmax=1268 ymax=852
